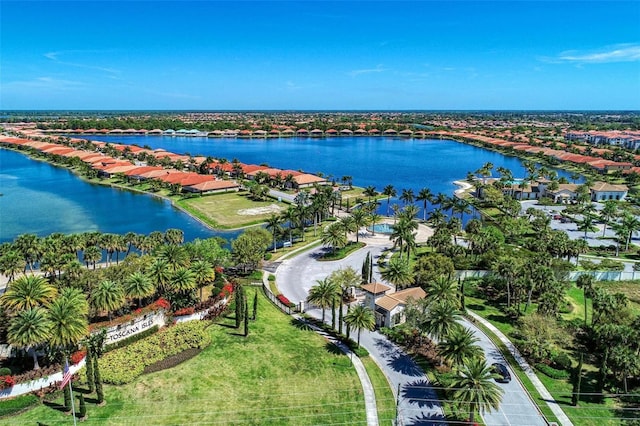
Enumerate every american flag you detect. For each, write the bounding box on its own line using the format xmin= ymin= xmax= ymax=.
xmin=59 ymin=359 xmax=72 ymax=390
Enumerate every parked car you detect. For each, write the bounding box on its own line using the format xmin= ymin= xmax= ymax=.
xmin=491 ymin=363 xmax=511 ymax=383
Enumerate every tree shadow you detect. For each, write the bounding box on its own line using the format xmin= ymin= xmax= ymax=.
xmin=374 ymin=337 xmax=397 ymax=356
xmin=466 ymin=303 xmax=486 ymax=311
xmin=43 ymin=400 xmax=69 ymax=414
xmin=403 ymin=411 xmax=447 ymax=426
xmin=387 ymin=351 xmax=424 ymax=377
xmin=325 ymin=342 xmax=346 ymax=356
xmin=402 ymin=379 xmax=441 ymax=409
xmin=290 ymin=318 xmax=312 ymax=331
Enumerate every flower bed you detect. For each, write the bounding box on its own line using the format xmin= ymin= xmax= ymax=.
xmin=99 ymin=321 xmax=211 ymax=385
xmin=70 ymin=350 xmax=86 ymax=365
xmin=0 ymin=375 xmax=16 ymax=390
xmin=276 ymin=294 xmax=295 ymax=308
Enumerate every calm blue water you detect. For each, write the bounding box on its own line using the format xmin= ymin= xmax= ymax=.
xmin=0 ymin=149 xmax=240 ymax=243
xmin=1 ymin=136 xmax=574 ymax=243
xmin=367 ymin=223 xmax=394 ymax=234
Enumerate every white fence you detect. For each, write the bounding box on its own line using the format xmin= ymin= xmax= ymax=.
xmin=457 ymin=270 xmax=640 ymax=282
xmin=0 ymin=358 xmax=86 ymax=400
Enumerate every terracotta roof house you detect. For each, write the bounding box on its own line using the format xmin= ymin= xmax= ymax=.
xmin=340 ymin=129 xmax=354 ymax=135
xmin=253 ymin=130 xmax=268 ymax=138
xmin=292 ymin=173 xmax=328 ymax=188
xmin=368 ymin=129 xmax=380 ymax=135
xmin=399 ymin=129 xmax=413 ymax=137
xmin=383 ymin=129 xmax=398 ymax=136
xmin=124 ymin=166 xmax=164 ymax=181
xmin=310 ymin=129 xmax=324 ymax=137
xmin=545 ymin=183 xmax=579 ymax=203
xmin=362 ymin=283 xmax=427 ymax=328
xmin=98 ymin=164 xmax=140 ymax=177
xmin=182 ymin=179 xmax=241 ymax=194
xmin=325 ymin=129 xmax=338 ymax=136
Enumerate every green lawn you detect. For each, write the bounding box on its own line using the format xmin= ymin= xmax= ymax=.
xmin=361 ymin=357 xmax=396 ymax=425
xmin=6 ymin=289 xmax=366 ymax=425
xmin=177 ymin=191 xmax=290 ymax=228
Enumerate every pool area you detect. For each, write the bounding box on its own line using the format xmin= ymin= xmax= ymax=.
xmin=367 ymin=223 xmax=394 ymax=234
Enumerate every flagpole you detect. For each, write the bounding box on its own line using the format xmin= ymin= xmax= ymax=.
xmin=66 ymin=356 xmax=77 ymax=426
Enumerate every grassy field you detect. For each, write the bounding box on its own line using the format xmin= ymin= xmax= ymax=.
xmin=177 ymin=191 xmax=290 ymax=228
xmin=6 ymin=289 xmax=367 ymax=425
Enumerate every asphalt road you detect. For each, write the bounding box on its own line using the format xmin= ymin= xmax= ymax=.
xmin=276 ymin=235 xmax=546 ymax=425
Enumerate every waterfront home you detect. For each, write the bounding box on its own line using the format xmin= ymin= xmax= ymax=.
xmin=182 ymin=179 xmax=241 ymax=195
xmin=292 ymin=173 xmax=327 ymax=189
xmin=361 ymin=283 xmax=427 ymax=328
xmin=590 ymin=181 xmax=628 ymax=201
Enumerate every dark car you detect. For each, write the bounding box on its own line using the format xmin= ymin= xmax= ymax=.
xmin=491 ymin=363 xmax=511 ymax=383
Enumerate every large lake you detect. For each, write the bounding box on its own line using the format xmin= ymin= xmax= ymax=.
xmin=0 ymin=136 xmax=573 ymax=243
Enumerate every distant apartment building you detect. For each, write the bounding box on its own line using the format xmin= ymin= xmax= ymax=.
xmin=565 ymin=131 xmax=640 ymax=150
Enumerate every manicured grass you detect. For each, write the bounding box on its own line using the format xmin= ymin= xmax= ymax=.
xmin=6 ymin=289 xmax=366 ymax=425
xmin=319 ymin=242 xmax=366 ymax=261
xmin=361 ymin=357 xmax=396 ymax=425
xmin=177 ymin=191 xmax=289 ymax=228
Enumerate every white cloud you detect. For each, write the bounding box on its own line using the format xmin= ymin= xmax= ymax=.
xmin=2 ymin=77 xmax=86 ymax=91
xmin=549 ymin=44 xmax=640 ymax=64
xmin=348 ymin=65 xmax=388 ymax=77
xmin=44 ymin=50 xmax=121 ymax=75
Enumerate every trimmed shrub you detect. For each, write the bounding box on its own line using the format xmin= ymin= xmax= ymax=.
xmin=99 ymin=321 xmax=211 ymax=384
xmin=536 ymin=363 xmax=570 ymax=379
xmin=552 ymin=353 xmax=573 ymax=371
xmin=0 ymin=368 xmax=12 ymax=376
xmin=143 ymin=348 xmax=202 ymax=375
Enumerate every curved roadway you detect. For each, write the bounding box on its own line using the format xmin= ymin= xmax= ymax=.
xmin=275 ymin=230 xmax=547 ymax=426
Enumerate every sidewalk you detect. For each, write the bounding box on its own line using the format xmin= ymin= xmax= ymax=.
xmin=467 ymin=311 xmax=574 ymax=426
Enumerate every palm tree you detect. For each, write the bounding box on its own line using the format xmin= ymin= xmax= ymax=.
xmin=1 ymin=275 xmax=57 ymax=312
xmin=416 ymin=187 xmax=433 ymax=222
xmin=452 ymin=198 xmax=472 ymax=222
xmin=577 ymin=213 xmax=598 ymax=239
xmin=363 ymin=185 xmax=378 ymax=206
xmin=171 ymin=267 xmax=197 ymax=293
xmin=320 ymin=223 xmax=346 ymax=254
xmin=280 ymin=206 xmax=299 ymax=244
xmin=426 ymin=276 xmax=459 ymax=307
xmin=82 ymin=245 xmax=102 ymax=269
xmin=307 ymin=278 xmax=339 ymax=323
xmin=380 ymin=257 xmax=413 ymax=289
xmin=343 ymin=304 xmax=375 ymax=346
xmin=0 ymin=250 xmax=25 ymax=282
xmin=400 ymin=188 xmax=415 ymax=205
xmin=422 ymin=301 xmax=462 ymax=341
xmin=124 ymin=271 xmax=156 ymax=308
xmin=576 ymin=274 xmax=594 ymax=326
xmin=266 ymin=214 xmax=283 ymax=252
xmin=48 ymin=288 xmax=89 ymax=350
xmin=382 ymin=185 xmax=396 ymax=216
xmin=338 ymin=215 xmax=357 ymax=241
xmin=14 ymin=233 xmax=41 ymax=272
xmin=369 ymin=213 xmax=382 ymax=236
xmin=451 ymin=357 xmax=504 ymax=424
xmin=350 ymin=208 xmax=371 ymax=243
xmin=600 ymin=200 xmax=619 ymax=237
xmin=437 ymin=327 xmax=483 ymax=368
xmin=147 ymin=258 xmax=172 ymax=293
xmin=90 ymin=280 xmax=125 ymax=320
xmin=7 ymin=307 xmax=51 ymax=370
xmin=191 ymin=260 xmax=215 ymax=300
xmin=157 ymin=244 xmax=189 ymax=271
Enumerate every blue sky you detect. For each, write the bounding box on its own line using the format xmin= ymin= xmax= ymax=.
xmin=1 ymin=1 xmax=639 ymax=110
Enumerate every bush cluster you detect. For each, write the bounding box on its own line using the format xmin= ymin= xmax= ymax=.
xmin=99 ymin=321 xmax=211 ymax=384
xmin=535 ymin=363 xmax=570 ymax=379
xmin=104 ymin=325 xmax=160 ymax=353
xmin=276 ymin=294 xmax=295 ymax=308
xmin=552 ymin=353 xmax=573 ymax=371
xmin=70 ymin=350 xmax=86 ymax=365
xmin=0 ymin=375 xmax=16 ymax=389
xmin=11 ymin=365 xmax=61 ymax=386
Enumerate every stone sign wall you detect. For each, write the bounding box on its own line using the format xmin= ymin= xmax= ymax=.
xmin=104 ymin=311 xmax=166 ymax=345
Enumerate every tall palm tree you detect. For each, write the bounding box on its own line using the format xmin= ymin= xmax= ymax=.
xmin=124 ymin=271 xmax=156 ymax=308
xmin=451 ymin=357 xmax=504 ymax=424
xmin=452 ymin=198 xmax=472 ymax=222
xmin=344 ymin=304 xmax=375 ymax=346
xmin=82 ymin=245 xmax=102 ymax=269
xmin=363 ymin=185 xmax=378 ymax=207
xmin=338 ymin=216 xmax=357 ymax=241
xmin=0 ymin=250 xmax=25 ymax=283
xmin=437 ymin=327 xmax=483 ymax=368
xmin=266 ymin=214 xmax=283 ymax=252
xmin=380 ymin=257 xmax=413 ymax=289
xmin=190 ymin=260 xmax=215 ymax=300
xmin=416 ymin=187 xmax=433 ymax=222
xmin=369 ymin=213 xmax=382 ymax=236
xmin=280 ymin=206 xmax=299 ymax=244
xmin=400 ymin=188 xmax=415 ymax=205
xmin=350 ymin=208 xmax=371 ymax=243
xmin=14 ymin=233 xmax=41 ymax=272
xmin=7 ymin=307 xmax=51 ymax=370
xmin=576 ymin=274 xmax=594 ymax=326
xmin=382 ymin=185 xmax=396 ymax=217
xmin=599 ymin=200 xmax=619 ymax=237
xmin=48 ymin=288 xmax=89 ymax=350
xmin=1 ymin=275 xmax=57 ymax=312
xmin=90 ymin=280 xmax=125 ymax=320
xmin=307 ymin=278 xmax=339 ymax=323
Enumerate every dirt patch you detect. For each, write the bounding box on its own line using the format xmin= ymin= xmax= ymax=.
xmin=237 ymin=204 xmax=283 ymax=216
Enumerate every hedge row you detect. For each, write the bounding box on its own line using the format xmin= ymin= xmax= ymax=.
xmin=535 ymin=363 xmax=570 ymax=379
xmin=99 ymin=321 xmax=211 ymax=385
